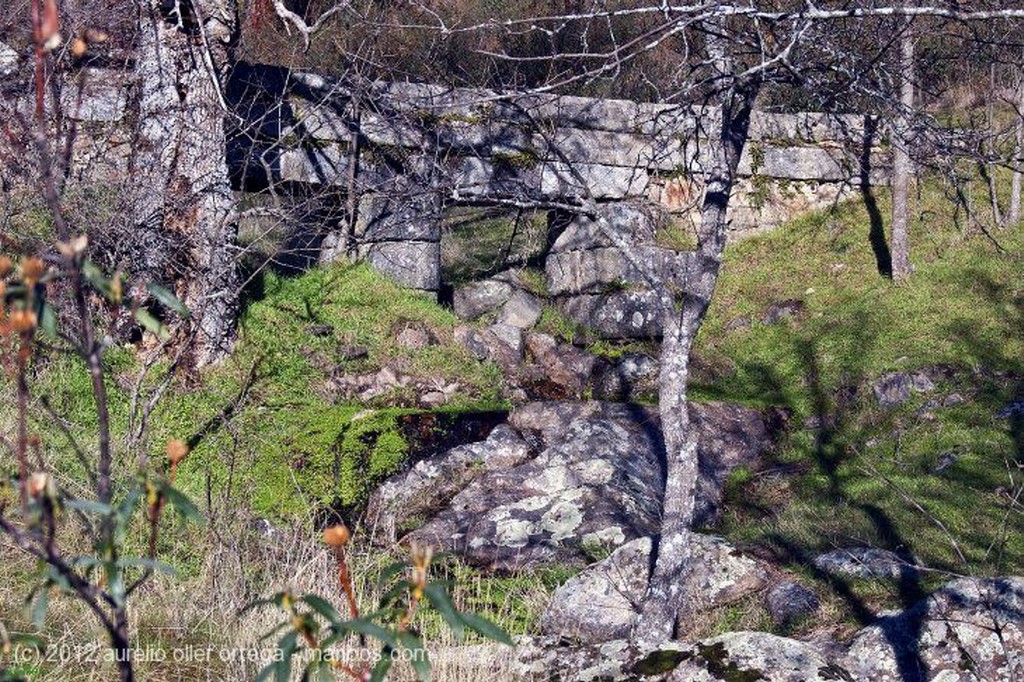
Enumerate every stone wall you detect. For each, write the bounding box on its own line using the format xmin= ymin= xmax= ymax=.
xmin=2 ymin=59 xmax=889 ymax=312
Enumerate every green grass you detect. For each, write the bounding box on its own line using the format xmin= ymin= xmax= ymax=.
xmin=693 ymin=176 xmax=1023 ymax=629
xmin=152 ymin=263 xmax=506 ymax=520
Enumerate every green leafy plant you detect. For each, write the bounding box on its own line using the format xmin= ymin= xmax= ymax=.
xmin=252 ymin=527 xmax=511 ymax=681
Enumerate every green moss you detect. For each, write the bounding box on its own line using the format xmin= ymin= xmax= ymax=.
xmin=492 ymin=148 xmax=541 ymax=170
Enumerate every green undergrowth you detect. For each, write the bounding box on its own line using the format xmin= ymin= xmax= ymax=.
xmin=153 ymin=263 xmax=505 ymax=520
xmin=693 ymin=175 xmax=1023 ymax=629
xmin=21 ymin=262 xmax=506 ymax=531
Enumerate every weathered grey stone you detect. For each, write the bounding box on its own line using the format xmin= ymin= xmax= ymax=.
xmin=520 ymin=333 xmax=598 ymax=399
xmin=0 ymin=41 xmax=17 ymax=77
xmin=365 ymin=425 xmax=533 ymax=544
xmin=540 ymin=535 xmax=768 ymax=643
xmin=405 ymin=401 xmax=773 ymax=570
xmin=813 ymin=547 xmax=918 ymax=580
xmin=328 ymin=366 xmax=459 ymax=405
xmin=453 ymin=324 xmax=521 ymax=372
xmin=590 ymin=352 xmax=660 ymax=400
xmin=737 ymin=144 xmax=858 ymax=182
xmin=488 ymin=322 xmax=524 ymax=358
xmin=761 ymin=299 xmax=805 ymax=324
xmin=551 ymin=203 xmax=658 ymax=252
xmin=406 ymin=416 xmax=660 ymax=570
xmin=667 ymin=632 xmax=838 ymax=682
xmin=392 ymin=320 xmax=438 ymax=350
xmin=546 ymin=249 xmax=638 ymax=296
xmin=357 ymin=190 xmax=442 ymax=242
xmin=872 ymin=371 xmax=937 ymax=408
xmin=766 ymin=580 xmax=820 ymax=627
xmin=277 ymin=146 xmax=349 ymax=185
xmin=541 ymin=162 xmax=649 ymax=199
xmin=497 ymin=291 xmax=543 ymax=329
xmin=513 ymin=636 xmax=640 ymax=682
xmin=362 ymin=241 xmax=440 ymax=290
xmin=839 ymin=577 xmax=1024 ymax=681
xmin=61 ymin=71 xmax=129 ymax=121
xmin=453 ymin=279 xmax=514 ymax=320
xmin=997 ymin=400 xmax=1024 ymax=419
xmin=559 ymin=290 xmax=665 ymax=339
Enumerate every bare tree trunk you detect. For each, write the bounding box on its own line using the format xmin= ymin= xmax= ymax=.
xmin=986 ymin=62 xmax=1004 ymax=227
xmin=130 ymin=1 xmax=238 ymax=365
xmin=890 ymin=13 xmax=915 ymax=283
xmin=631 ymin=25 xmax=760 ymax=650
xmin=1010 ymin=64 xmax=1023 ymax=225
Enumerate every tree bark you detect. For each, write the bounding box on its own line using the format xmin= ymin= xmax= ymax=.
xmin=890 ymin=13 xmax=915 ymax=282
xmin=986 ymin=62 xmax=1004 ymax=228
xmin=1009 ymin=64 xmax=1023 ymax=226
xmin=130 ymin=0 xmax=238 ymax=365
xmin=631 ymin=24 xmax=760 ymax=650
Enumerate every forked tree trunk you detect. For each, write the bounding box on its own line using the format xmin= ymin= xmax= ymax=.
xmin=130 ymin=0 xmax=238 ymax=365
xmin=631 ymin=23 xmax=760 ymax=650
xmin=890 ymin=13 xmax=915 ymax=282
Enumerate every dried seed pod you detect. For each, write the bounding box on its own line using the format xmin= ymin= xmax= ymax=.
xmin=9 ymin=309 xmax=38 ymax=332
xmin=166 ymin=439 xmax=189 ymax=466
xmin=20 ymin=257 xmax=45 ymax=284
xmin=323 ymin=524 xmax=351 ymax=548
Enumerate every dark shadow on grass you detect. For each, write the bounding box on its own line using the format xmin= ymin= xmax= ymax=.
xmin=724 ymin=314 xmax=929 ymax=679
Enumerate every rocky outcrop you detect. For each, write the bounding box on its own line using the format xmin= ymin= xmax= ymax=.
xmin=813 ymin=547 xmax=919 ymax=581
xmin=540 ymin=535 xmax=769 ymax=643
xmin=838 ymin=577 xmax=1024 ymax=681
xmin=872 ymin=370 xmax=936 ymax=408
xmin=765 ymin=580 xmax=820 ymax=628
xmin=666 ymin=632 xmax=837 ymax=682
xmin=511 ymin=576 xmax=1024 ymax=681
xmin=365 ymin=425 xmax=532 ymax=543
xmin=378 ymin=400 xmax=773 ymax=571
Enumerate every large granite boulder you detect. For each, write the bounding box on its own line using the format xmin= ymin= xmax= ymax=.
xmin=666 ymin=632 xmax=837 ymax=682
xmin=397 ymin=400 xmax=773 ymax=571
xmin=540 ymin=535 xmax=769 ymax=643
xmin=838 ymin=577 xmax=1024 ymax=681
xmin=364 ymin=425 xmax=532 ymax=544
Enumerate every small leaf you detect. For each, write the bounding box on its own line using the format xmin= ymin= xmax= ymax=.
xmin=276 ymin=631 xmax=299 ymax=682
xmin=116 ymin=485 xmax=142 ymax=526
xmin=460 ymin=613 xmax=513 ymax=645
xmin=9 ymin=633 xmax=45 ymax=650
xmin=161 ymin=484 xmax=203 ymax=523
xmin=135 ymin=309 xmax=170 ymax=341
xmin=146 ymin=283 xmax=190 ymax=317
xmin=106 ymin=561 xmax=126 ymax=608
xmin=29 ymin=587 xmax=49 ymax=629
xmin=239 ymin=595 xmax=284 ymax=617
xmin=254 ymin=661 xmax=277 ymax=682
xmin=38 ymin=301 xmax=57 ymax=338
xmin=82 ymin=261 xmax=112 ymax=297
xmin=339 ymin=619 xmax=398 ymax=648
xmin=117 ymin=557 xmax=177 ymax=576
xmin=399 ymin=631 xmax=431 ymax=681
xmin=64 ymin=499 xmax=114 ymax=516
xmin=423 ymin=583 xmax=463 ymax=639
xmin=301 ymin=595 xmax=343 ymax=625
xmin=369 ymin=654 xmax=393 ymax=682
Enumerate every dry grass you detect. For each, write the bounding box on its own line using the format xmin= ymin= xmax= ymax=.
xmin=1 ymin=509 xmax=541 ymax=681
